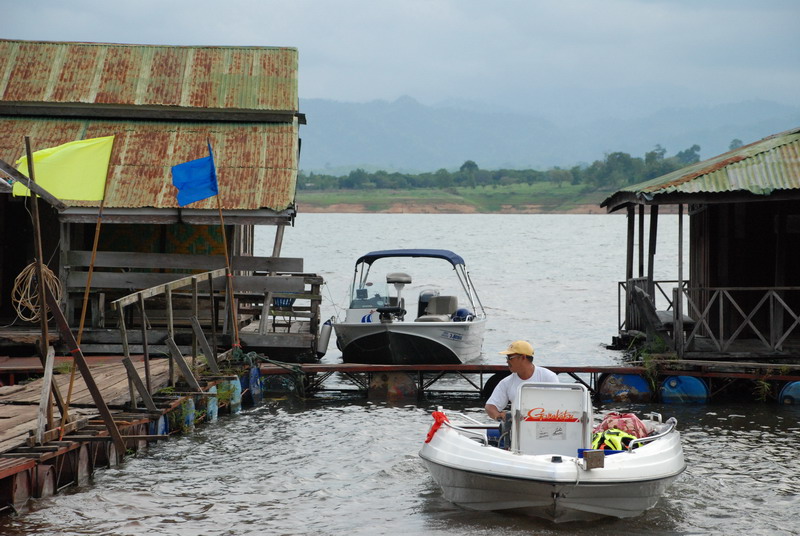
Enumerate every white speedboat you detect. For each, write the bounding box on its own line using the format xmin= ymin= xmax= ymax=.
xmin=333 ymin=249 xmax=487 ymax=364
xmin=419 ymin=382 xmax=685 ymax=522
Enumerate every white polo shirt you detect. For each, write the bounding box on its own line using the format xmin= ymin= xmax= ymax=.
xmin=486 ymin=366 xmax=559 ymax=412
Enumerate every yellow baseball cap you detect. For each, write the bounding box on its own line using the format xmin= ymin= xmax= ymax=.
xmin=499 ymin=340 xmax=534 ymax=357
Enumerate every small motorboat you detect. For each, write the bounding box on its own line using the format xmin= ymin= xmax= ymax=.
xmin=333 ymin=249 xmax=487 ymax=364
xmin=419 ymin=382 xmax=685 ymax=522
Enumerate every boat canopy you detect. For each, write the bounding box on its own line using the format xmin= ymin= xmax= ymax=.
xmin=356 ymin=249 xmax=465 ymax=267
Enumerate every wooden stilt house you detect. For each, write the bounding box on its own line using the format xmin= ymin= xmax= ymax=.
xmin=0 ymin=39 xmax=323 ymax=361
xmin=602 ymin=127 xmax=800 ymax=361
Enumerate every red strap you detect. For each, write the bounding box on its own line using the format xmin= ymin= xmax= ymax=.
xmin=424 ymin=411 xmax=450 ymax=443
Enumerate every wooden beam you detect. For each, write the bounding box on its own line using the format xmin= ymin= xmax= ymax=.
xmin=165 ymin=338 xmax=202 ymax=392
xmin=66 ymin=251 xmax=303 ymax=272
xmin=104 ymin=272 xmax=305 ymax=307
xmin=35 ymin=348 xmax=55 ymax=445
xmin=647 ymin=205 xmax=659 ymax=297
xmin=0 ymin=158 xmax=66 ymax=210
xmin=121 ymin=357 xmax=158 ymax=412
xmin=626 ymin=206 xmax=634 ymax=281
xmin=0 ymin=102 xmax=299 ymax=123
xmin=190 ymin=316 xmax=220 ymax=374
xmin=43 ymin=286 xmax=127 ymax=457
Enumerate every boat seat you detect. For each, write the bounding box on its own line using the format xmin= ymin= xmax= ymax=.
xmin=415 ymin=295 xmax=457 ymax=322
xmin=511 ymin=382 xmax=592 ymax=457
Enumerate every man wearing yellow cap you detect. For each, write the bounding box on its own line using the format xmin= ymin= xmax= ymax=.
xmin=485 ymin=340 xmax=559 ymax=421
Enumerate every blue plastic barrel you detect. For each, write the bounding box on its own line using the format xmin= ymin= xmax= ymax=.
xmin=206 ymin=385 xmax=219 ymax=422
xmin=660 ymin=376 xmax=709 ymax=404
xmin=229 ymin=376 xmax=242 ymax=414
xmin=182 ymin=397 xmax=196 ymax=432
xmin=149 ymin=415 xmax=169 ymax=435
xmin=249 ymin=367 xmax=263 ymax=405
xmin=779 ymin=381 xmax=800 ymax=405
xmin=597 ymin=374 xmax=652 ymax=403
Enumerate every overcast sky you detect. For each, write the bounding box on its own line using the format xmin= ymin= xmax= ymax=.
xmin=5 ymin=1 xmax=799 ymax=122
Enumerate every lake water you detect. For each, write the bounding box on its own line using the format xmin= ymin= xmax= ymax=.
xmin=2 ymin=214 xmax=798 ymax=535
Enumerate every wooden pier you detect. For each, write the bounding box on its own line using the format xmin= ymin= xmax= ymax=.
xmin=258 ymin=360 xmax=800 ymax=402
xmin=0 ymin=353 xmax=236 ymax=514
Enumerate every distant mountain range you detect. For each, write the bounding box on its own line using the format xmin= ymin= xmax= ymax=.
xmin=297 ymin=96 xmax=800 ymax=174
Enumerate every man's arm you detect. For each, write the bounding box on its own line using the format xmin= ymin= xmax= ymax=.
xmin=485 ymin=403 xmax=505 ymax=421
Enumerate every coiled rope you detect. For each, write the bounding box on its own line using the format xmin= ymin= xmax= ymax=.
xmin=12 ymin=262 xmax=63 ymax=322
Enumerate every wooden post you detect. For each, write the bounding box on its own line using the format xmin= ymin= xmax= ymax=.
xmin=626 ymin=206 xmax=634 ymax=282
xmin=208 ymin=272 xmax=218 ymax=358
xmin=638 ymin=205 xmax=645 ymax=278
xmin=23 ymin=138 xmax=50 ymax=363
xmin=258 ymin=291 xmax=274 ymax=335
xmin=44 ymin=286 xmax=127 ymax=458
xmin=647 ymin=205 xmax=659 ymax=299
xmin=272 ymin=225 xmax=285 ymax=257
xmin=166 ymin=338 xmax=202 ymax=392
xmin=677 ymin=204 xmax=685 ymax=354
xmin=35 ymin=348 xmax=55 ymax=445
xmin=121 ymin=357 xmax=159 ymax=412
xmin=216 ymin=195 xmax=240 ymax=348
xmin=166 ymin=288 xmax=175 ymax=385
xmin=191 ymin=276 xmax=199 ymax=369
xmin=139 ymin=294 xmax=153 ymax=392
xmin=23 ymin=137 xmax=69 ymax=427
xmin=191 ymin=316 xmax=220 ymax=373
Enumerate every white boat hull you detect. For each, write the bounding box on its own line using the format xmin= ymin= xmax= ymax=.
xmin=335 ymin=317 xmax=486 ymax=364
xmin=419 ymin=419 xmax=685 ymax=522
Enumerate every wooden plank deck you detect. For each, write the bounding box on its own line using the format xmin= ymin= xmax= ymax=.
xmin=0 ymin=358 xmax=171 ymax=455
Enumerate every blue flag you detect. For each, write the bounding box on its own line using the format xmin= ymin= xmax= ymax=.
xmin=171 ymin=142 xmax=218 ymax=207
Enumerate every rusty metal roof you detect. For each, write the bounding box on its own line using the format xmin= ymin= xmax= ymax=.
xmin=0 ymin=116 xmax=298 ymax=211
xmin=602 ymin=127 xmax=800 ymax=211
xmin=0 ymin=39 xmax=298 ymax=112
xmin=0 ymin=39 xmax=301 ymax=214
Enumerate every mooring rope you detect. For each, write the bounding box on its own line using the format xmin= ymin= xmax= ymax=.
xmin=11 ymin=262 xmax=63 ymax=322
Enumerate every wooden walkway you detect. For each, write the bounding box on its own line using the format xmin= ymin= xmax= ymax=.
xmin=258 ymin=361 xmax=800 ymax=397
xmin=0 ymin=357 xmax=170 ymax=455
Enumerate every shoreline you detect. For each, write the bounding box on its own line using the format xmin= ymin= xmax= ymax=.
xmin=297 ymin=203 xmax=609 ymax=214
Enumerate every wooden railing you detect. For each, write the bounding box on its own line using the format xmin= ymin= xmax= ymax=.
xmin=679 ymin=286 xmax=800 ymax=354
xmin=617 ymin=278 xmax=687 ymax=332
xmin=619 ymin=280 xmax=800 ymax=355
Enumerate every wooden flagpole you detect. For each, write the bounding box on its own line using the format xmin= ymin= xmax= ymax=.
xmin=59 ymin=141 xmax=115 ymax=439
xmin=22 ymin=137 xmax=69 ymax=428
xmin=206 ymin=140 xmax=240 ymax=349
xmin=216 ymin=193 xmax=241 ymax=348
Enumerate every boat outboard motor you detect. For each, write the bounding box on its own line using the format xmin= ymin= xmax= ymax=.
xmin=417 ymin=289 xmax=440 ymax=318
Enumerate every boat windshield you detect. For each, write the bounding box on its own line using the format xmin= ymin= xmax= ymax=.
xmin=349 ymin=283 xmax=391 ymax=309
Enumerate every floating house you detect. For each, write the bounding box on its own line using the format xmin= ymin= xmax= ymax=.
xmin=0 ymin=39 xmax=322 ymax=361
xmin=602 ymin=127 xmax=800 ymax=361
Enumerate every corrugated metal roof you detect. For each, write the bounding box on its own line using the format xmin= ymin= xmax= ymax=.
xmin=0 ymin=117 xmax=298 ymax=211
xmin=602 ymin=127 xmax=800 ymax=210
xmin=0 ymin=39 xmax=298 ymax=112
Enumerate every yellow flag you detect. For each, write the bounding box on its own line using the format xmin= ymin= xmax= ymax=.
xmin=12 ymin=135 xmax=114 ymax=201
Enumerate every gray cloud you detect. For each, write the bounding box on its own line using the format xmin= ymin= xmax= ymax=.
xmin=4 ymin=0 xmax=799 ymax=121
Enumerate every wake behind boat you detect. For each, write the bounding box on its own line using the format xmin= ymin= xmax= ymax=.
xmin=333 ymin=249 xmax=487 ymax=365
xmin=419 ymin=382 xmax=685 ymax=523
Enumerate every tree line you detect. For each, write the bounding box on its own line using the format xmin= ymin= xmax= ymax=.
xmin=299 ymin=140 xmax=742 ymax=192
